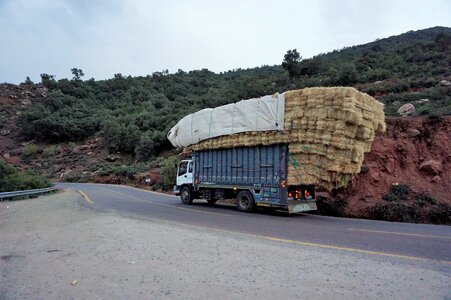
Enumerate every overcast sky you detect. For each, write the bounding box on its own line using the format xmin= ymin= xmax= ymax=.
xmin=0 ymin=0 xmax=450 ymax=84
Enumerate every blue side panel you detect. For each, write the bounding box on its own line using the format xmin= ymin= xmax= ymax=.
xmin=194 ymin=144 xmax=286 ymax=188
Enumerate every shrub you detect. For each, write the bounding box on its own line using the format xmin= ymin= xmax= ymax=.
xmin=417 ymin=104 xmax=432 ymax=115
xmin=160 ymin=156 xmax=179 ymax=187
xmin=65 ymin=171 xmax=83 ymax=182
xmin=0 ymin=161 xmax=51 ymax=192
xmin=382 ymin=183 xmax=410 ymax=201
xmin=426 ymin=203 xmax=451 ymax=225
xmin=101 ymin=119 xmax=140 ymax=153
xmin=373 ymin=201 xmax=417 ymax=223
xmin=135 ymin=132 xmax=156 ymax=161
xmin=42 ymin=146 xmax=56 ymax=158
xmin=315 ymin=196 xmax=347 ymax=217
xmin=416 ymin=192 xmax=437 ymax=207
xmin=22 ymin=144 xmax=39 ymax=162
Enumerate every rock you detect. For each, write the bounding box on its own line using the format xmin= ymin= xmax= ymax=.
xmin=2 ymin=153 xmax=10 ymax=159
xmin=21 ymin=99 xmax=32 ymax=105
xmin=52 ymin=165 xmax=62 ymax=172
xmin=87 ymin=151 xmax=93 ymax=156
xmin=419 ymin=160 xmax=443 ymax=175
xmin=106 ymin=154 xmax=120 ymax=162
xmin=415 ymin=98 xmax=429 ymax=104
xmin=431 ymin=175 xmax=441 ymax=183
xmin=0 ymin=129 xmax=11 ymax=136
xmin=397 ymin=103 xmax=415 ymax=117
xmin=392 ymin=100 xmax=401 ymax=107
xmin=360 ymin=165 xmax=369 ymax=173
xmin=25 ymin=91 xmax=35 ymax=98
xmin=438 ymin=80 xmax=451 ymax=87
xmin=9 ymin=148 xmax=22 ymax=155
xmin=405 ymin=128 xmax=420 ymax=137
xmin=370 ymin=170 xmax=381 ymax=183
xmin=374 ymin=80 xmax=383 ymax=85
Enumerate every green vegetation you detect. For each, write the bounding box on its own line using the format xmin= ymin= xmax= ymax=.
xmin=0 ymin=161 xmax=51 ymax=192
xmin=373 ymin=183 xmax=450 ymax=224
xmin=315 ymin=196 xmax=347 ymax=217
xmin=17 ymin=27 xmax=451 ymax=161
xmin=382 ymin=183 xmax=410 ymax=201
xmin=161 ymin=156 xmax=179 ymax=187
xmin=22 ymin=144 xmax=39 ymax=163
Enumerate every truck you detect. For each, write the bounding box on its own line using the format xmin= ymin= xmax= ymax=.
xmin=174 ymin=143 xmax=316 ymax=213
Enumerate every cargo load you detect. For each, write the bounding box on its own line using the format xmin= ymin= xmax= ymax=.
xmin=168 ymin=87 xmax=385 ymax=190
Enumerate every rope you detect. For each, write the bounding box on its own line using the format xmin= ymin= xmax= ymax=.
xmin=288 ymin=152 xmax=303 ymax=181
xmin=208 ymin=109 xmax=214 ymax=149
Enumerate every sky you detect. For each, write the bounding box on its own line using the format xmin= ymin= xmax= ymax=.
xmin=0 ymin=0 xmax=450 ymax=83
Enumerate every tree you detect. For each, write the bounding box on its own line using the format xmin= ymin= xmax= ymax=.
xmin=71 ymin=68 xmax=84 ymax=81
xmin=337 ymin=63 xmax=358 ymax=85
xmin=24 ymin=76 xmax=34 ymax=85
xmin=40 ymin=73 xmax=57 ymax=89
xmin=282 ymin=49 xmax=302 ymax=78
xmin=135 ymin=131 xmax=156 ymax=161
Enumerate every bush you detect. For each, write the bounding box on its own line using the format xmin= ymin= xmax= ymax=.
xmin=135 ymin=132 xmax=156 ymax=161
xmin=426 ymin=203 xmax=451 ymax=225
xmin=42 ymin=145 xmax=56 ymax=158
xmin=160 ymin=156 xmax=179 ymax=187
xmin=112 ymin=165 xmax=148 ymax=179
xmin=0 ymin=161 xmax=51 ymax=192
xmin=416 ymin=192 xmax=437 ymax=207
xmin=382 ymin=183 xmax=410 ymax=201
xmin=22 ymin=144 xmax=39 ymax=162
xmin=101 ymin=119 xmax=140 ymax=153
xmin=337 ymin=63 xmax=358 ymax=85
xmin=373 ymin=201 xmax=418 ymax=222
xmin=64 ymin=171 xmax=89 ymax=182
xmin=315 ymin=196 xmax=347 ymax=217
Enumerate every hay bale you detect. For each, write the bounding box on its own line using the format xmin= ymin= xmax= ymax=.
xmin=190 ymin=87 xmax=385 ymax=190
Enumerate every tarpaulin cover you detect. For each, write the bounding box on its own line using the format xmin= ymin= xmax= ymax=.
xmin=167 ymin=93 xmax=285 ymax=147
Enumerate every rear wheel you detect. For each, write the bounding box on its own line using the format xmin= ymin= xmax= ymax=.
xmin=236 ymin=190 xmax=255 ymax=212
xmin=180 ymin=186 xmax=193 ymax=205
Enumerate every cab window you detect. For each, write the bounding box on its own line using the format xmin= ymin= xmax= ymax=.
xmin=188 ymin=162 xmax=193 ymax=173
xmin=178 ymin=162 xmax=188 ymax=176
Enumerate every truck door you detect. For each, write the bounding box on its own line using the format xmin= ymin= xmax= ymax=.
xmin=176 ymin=160 xmax=193 ymax=186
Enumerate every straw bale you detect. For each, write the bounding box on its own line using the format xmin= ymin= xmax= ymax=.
xmin=189 ymin=87 xmax=385 ymax=190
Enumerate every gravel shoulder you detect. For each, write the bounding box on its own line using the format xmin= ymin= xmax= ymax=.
xmin=1 ymin=190 xmax=450 ymax=299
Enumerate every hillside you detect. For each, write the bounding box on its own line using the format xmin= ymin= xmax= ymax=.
xmin=1 ymin=26 xmax=450 ymax=223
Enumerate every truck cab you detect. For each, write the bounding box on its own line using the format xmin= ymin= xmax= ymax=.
xmin=174 ymin=159 xmax=194 ymax=195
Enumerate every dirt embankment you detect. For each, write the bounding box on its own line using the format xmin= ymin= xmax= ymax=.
xmin=335 ymin=116 xmax=451 ymax=222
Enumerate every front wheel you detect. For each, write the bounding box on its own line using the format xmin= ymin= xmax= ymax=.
xmin=236 ymin=190 xmax=255 ymax=212
xmin=180 ymin=186 xmax=193 ymax=205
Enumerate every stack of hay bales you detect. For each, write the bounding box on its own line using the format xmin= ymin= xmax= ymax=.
xmin=190 ymin=87 xmax=385 ymax=190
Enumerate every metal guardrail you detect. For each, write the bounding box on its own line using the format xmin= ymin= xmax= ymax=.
xmin=0 ymin=186 xmax=60 ymax=201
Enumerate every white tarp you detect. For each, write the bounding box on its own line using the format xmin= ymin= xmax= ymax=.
xmin=167 ymin=93 xmax=285 ymax=148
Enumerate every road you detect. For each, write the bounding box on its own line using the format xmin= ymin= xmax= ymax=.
xmin=61 ymin=183 xmax=451 ymax=264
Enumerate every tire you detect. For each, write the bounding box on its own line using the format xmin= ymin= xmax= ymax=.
xmin=236 ymin=190 xmax=255 ymax=212
xmin=180 ymin=186 xmax=193 ymax=205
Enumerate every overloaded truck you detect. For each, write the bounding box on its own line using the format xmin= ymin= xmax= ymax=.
xmin=173 ymin=144 xmax=316 ymax=213
xmin=168 ymin=87 xmax=385 ymax=213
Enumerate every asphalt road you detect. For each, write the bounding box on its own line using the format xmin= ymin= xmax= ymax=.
xmin=61 ymin=183 xmax=451 ymax=264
